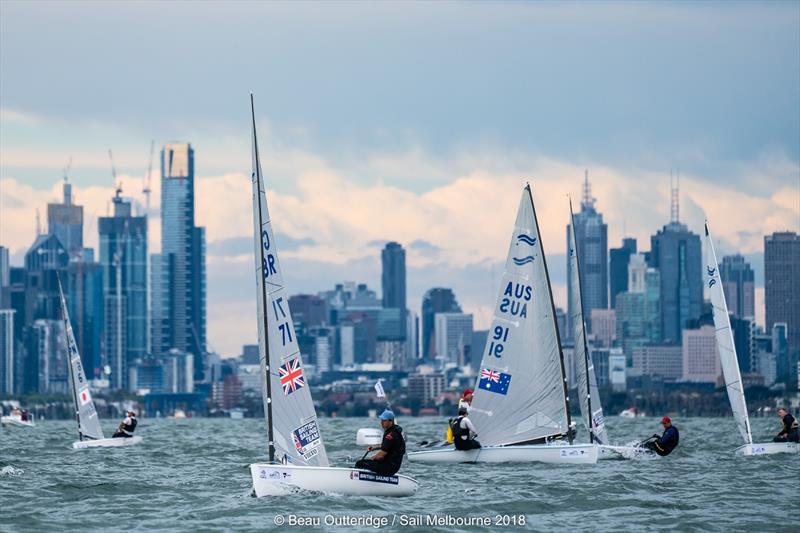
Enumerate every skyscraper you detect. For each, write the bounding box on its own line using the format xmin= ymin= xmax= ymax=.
xmin=567 ymin=171 xmax=608 ymax=334
xmin=0 ymin=309 xmax=14 ymax=394
xmin=153 ymin=142 xmax=207 ymax=380
xmin=648 ymin=185 xmax=701 ymax=344
xmin=99 ymin=190 xmax=148 ymax=390
xmin=65 ymin=260 xmax=104 ymax=378
xmin=421 ymin=288 xmax=461 ymax=360
xmin=434 ymin=312 xmax=473 ymax=366
xmin=764 ymin=232 xmax=799 ymax=358
xmin=47 ymin=180 xmax=83 ymax=259
xmin=381 ymin=242 xmax=406 ymax=311
xmin=609 ymin=238 xmax=637 ymax=309
xmin=719 ymin=254 xmax=755 ymax=319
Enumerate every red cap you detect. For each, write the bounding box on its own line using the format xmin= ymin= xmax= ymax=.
xmin=463 ymin=388 xmax=473 ymax=396
xmin=661 ymin=416 xmax=671 ymax=424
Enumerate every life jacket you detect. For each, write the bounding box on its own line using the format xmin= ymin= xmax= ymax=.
xmin=122 ymin=417 xmax=138 ymax=435
xmin=450 ymin=416 xmax=468 ymax=440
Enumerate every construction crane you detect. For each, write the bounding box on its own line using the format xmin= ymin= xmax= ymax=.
xmin=142 ymin=140 xmax=154 ymax=215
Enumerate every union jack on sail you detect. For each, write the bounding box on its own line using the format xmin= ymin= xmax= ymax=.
xmin=279 ymin=357 xmax=305 ymax=396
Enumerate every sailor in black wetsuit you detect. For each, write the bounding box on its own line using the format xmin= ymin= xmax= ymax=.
xmin=773 ymin=407 xmax=799 ymax=443
xmin=355 ymin=410 xmax=405 ymax=476
xmin=644 ymin=416 xmax=679 ymax=456
xmin=112 ymin=410 xmax=138 ymax=438
xmin=451 ymin=406 xmax=481 ymax=450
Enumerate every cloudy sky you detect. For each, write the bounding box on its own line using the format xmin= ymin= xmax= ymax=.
xmin=1 ymin=1 xmax=798 ymax=356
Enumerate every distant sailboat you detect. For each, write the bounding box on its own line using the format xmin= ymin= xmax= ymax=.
xmin=59 ymin=280 xmax=142 ymax=449
xmin=705 ymin=221 xmax=798 ymax=456
xmin=408 ymin=185 xmax=597 ymax=464
xmin=568 ymin=199 xmax=651 ymax=460
xmin=247 ymin=95 xmax=418 ymax=496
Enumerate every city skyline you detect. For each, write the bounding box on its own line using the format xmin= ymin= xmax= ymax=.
xmin=2 ymin=2 xmax=798 ymax=356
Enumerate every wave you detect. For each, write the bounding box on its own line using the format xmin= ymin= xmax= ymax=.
xmin=512 ymin=256 xmax=535 ymax=266
xmin=516 ymin=234 xmax=537 ymax=246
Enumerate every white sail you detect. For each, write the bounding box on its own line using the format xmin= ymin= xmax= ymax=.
xmin=705 ymin=221 xmax=752 ymax=446
xmin=250 ymin=96 xmax=329 ymax=467
xmin=469 ymin=186 xmax=571 ymax=446
xmin=59 ymin=280 xmax=105 ymax=441
xmin=568 ymin=201 xmax=608 ymax=445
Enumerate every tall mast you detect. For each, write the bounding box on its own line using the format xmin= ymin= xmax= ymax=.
xmin=570 ymin=197 xmax=593 ymax=443
xmin=526 ymin=184 xmax=573 ymax=443
xmin=58 ymin=276 xmax=82 ymax=441
xmin=251 ymin=94 xmax=276 ymax=463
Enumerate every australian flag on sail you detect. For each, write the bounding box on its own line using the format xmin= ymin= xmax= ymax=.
xmin=279 ymin=357 xmax=305 ymax=396
xmin=479 ymin=368 xmax=511 ymax=395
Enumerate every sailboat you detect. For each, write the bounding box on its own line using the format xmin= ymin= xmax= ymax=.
xmin=568 ymin=200 xmax=651 ymax=460
xmin=246 ymin=95 xmax=418 ymax=496
xmin=59 ymin=280 xmax=142 ymax=449
xmin=408 ymin=185 xmax=598 ymax=464
xmin=705 ymin=221 xmax=798 ymax=456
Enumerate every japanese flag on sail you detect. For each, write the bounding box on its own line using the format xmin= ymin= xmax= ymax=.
xmin=374 ymin=379 xmax=386 ymax=399
xmin=79 ymin=388 xmax=92 ymax=406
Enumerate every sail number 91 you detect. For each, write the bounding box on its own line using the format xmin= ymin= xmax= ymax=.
xmin=487 ymin=326 xmax=509 ymax=358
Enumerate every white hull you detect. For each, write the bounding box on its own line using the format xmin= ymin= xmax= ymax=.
xmin=250 ymin=464 xmax=419 ymax=497
xmin=1 ymin=416 xmax=35 ymax=428
xmin=735 ymin=442 xmax=799 ymax=456
xmin=72 ymin=436 xmax=143 ymax=449
xmin=407 ymin=443 xmax=598 ymax=464
xmin=598 ymin=444 xmax=656 ymax=460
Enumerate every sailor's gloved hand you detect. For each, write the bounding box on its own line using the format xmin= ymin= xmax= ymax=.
xmin=651 ymin=434 xmax=660 ymax=439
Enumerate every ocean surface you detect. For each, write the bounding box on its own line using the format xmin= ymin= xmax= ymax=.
xmin=1 ymin=415 xmax=797 ymax=532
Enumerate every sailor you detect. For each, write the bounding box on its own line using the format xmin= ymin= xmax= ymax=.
xmin=354 ymin=410 xmax=405 ymax=476
xmin=643 ymin=416 xmax=679 ymax=456
xmin=451 ymin=406 xmax=481 ymax=451
xmin=772 ymin=407 xmax=799 ymax=443
xmin=112 ymin=410 xmax=138 ymax=438
xmin=458 ymin=388 xmax=474 ymax=412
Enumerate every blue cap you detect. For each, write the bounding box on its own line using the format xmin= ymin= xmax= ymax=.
xmin=379 ymin=409 xmax=395 ymax=421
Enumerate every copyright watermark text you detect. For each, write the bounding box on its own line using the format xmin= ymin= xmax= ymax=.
xmin=272 ymin=513 xmax=527 ymax=528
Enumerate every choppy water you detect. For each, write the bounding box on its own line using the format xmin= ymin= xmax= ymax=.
xmin=1 ymin=416 xmax=797 ymax=532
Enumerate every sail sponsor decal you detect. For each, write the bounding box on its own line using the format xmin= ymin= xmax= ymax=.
xmin=292 ymin=420 xmax=322 ymax=461
xmin=260 ymin=468 xmax=292 ymax=481
xmin=516 ymin=234 xmax=537 ymax=246
xmin=79 ymin=388 xmax=92 ymax=406
xmin=279 ymin=357 xmax=305 ymax=396
xmin=706 ymin=266 xmax=717 ymax=288
xmin=479 ymin=368 xmax=511 ymax=395
xmin=351 ymin=471 xmax=399 ymax=485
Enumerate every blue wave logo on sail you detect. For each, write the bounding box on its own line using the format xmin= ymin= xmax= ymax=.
xmin=512 ymin=256 xmax=535 ymax=266
xmin=707 ymin=266 xmax=716 ymax=288
xmin=516 ymin=234 xmax=537 ymax=246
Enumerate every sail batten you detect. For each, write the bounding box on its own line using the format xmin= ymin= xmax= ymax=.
xmin=250 ymin=96 xmax=329 ymax=467
xmin=705 ymin=222 xmax=752 ymax=446
xmin=469 ymin=186 xmax=570 ymax=446
xmin=59 ymin=280 xmax=104 ymax=441
xmin=569 ymin=200 xmax=609 ymax=445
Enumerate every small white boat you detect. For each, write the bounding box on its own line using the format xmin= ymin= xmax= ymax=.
xmin=408 ymin=442 xmax=598 ymax=464
xmin=59 ymin=280 xmax=142 ymax=450
xmin=619 ymin=408 xmax=646 ymax=419
xmin=734 ymin=442 xmax=799 ymax=456
xmin=250 ymin=464 xmax=419 ymax=497
xmin=409 ymin=185 xmax=597 ymax=465
xmin=1 ymin=413 xmax=36 ymax=428
xmin=246 ymin=96 xmax=418 ymax=497
xmin=705 ymin=222 xmax=797 ymax=458
xmin=72 ymin=436 xmax=143 ymax=449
